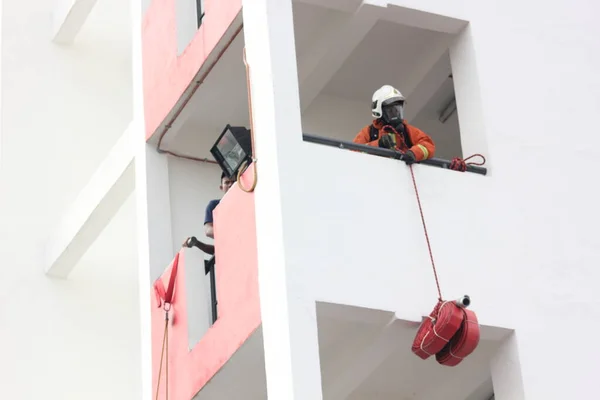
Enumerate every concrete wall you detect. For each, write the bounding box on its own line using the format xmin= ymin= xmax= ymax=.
xmin=452 ymin=2 xmax=599 ymax=397
xmin=0 ymin=0 xmax=139 ymax=398
xmin=296 ymin=0 xmax=600 ymax=398
xmin=291 ymin=140 xmax=490 ymax=318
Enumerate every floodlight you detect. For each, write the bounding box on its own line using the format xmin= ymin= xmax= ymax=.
xmin=210 ymin=124 xmax=253 ymax=179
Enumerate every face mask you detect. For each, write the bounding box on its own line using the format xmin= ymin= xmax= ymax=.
xmin=383 ymin=102 xmax=404 ymax=125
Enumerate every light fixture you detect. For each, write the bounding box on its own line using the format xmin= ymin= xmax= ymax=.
xmin=210 ymin=124 xmax=253 ymax=180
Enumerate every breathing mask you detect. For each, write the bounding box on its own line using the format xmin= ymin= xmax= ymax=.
xmin=382 ymin=101 xmax=405 ymax=128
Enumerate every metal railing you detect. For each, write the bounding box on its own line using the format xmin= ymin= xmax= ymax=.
xmin=204 ymin=256 xmax=218 ymax=324
xmin=302 ymin=133 xmax=487 ymax=176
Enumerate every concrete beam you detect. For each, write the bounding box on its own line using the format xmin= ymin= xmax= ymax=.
xmin=295 ymin=0 xmax=363 ymax=13
xmin=323 ymin=318 xmax=405 ymax=400
xmin=374 ymin=1 xmax=467 ymax=34
xmin=380 ymin=0 xmax=469 ymax=32
xmin=52 ymin=0 xmax=99 ymax=45
xmin=44 ymin=123 xmax=136 ymax=278
xmin=298 ymin=5 xmax=380 ymax=112
xmin=317 ymin=302 xmax=395 ymax=325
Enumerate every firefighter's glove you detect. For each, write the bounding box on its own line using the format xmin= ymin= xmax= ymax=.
xmin=378 ymin=135 xmax=394 ymax=149
xmin=403 ymin=150 xmax=417 ymax=165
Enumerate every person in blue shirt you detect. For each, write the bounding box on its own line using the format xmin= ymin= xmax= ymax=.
xmin=204 ymin=172 xmax=234 ymax=239
xmin=182 ymin=172 xmax=234 ymax=254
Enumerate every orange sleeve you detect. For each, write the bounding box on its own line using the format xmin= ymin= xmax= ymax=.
xmin=353 ymin=125 xmax=380 ymax=147
xmin=407 ymin=124 xmax=435 ymax=161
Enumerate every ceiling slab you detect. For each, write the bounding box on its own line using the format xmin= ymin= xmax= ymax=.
xmin=321 ymin=19 xmax=448 ymax=101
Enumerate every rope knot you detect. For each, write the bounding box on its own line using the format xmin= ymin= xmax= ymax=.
xmin=449 ymin=154 xmax=486 ymax=172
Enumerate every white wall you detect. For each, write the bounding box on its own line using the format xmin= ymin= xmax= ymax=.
xmin=176 ymin=0 xmax=199 ymax=54
xmin=287 ymin=0 xmax=600 ymax=398
xmin=287 ymin=141 xmax=485 ymax=319
xmin=452 ymin=1 xmax=600 ymax=397
xmin=0 ymin=0 xmax=139 ymax=398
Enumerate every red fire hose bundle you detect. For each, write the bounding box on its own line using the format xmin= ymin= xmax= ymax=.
xmin=406 ymin=161 xmax=482 ymax=367
xmin=412 ymin=300 xmax=464 ymax=359
xmin=436 ymin=308 xmax=480 ymax=366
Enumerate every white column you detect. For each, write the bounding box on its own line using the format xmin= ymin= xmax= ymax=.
xmin=134 ymin=142 xmax=175 ymax=399
xmin=136 ymin=144 xmax=174 ymax=280
xmin=449 ymin=25 xmax=491 ymax=165
xmin=131 ymin=0 xmax=168 ymax=398
xmin=0 ymin=1 xmax=2 ymax=172
xmin=242 ymin=0 xmax=324 ymax=398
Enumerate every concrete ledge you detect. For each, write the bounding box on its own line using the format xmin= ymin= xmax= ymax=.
xmin=52 ymin=0 xmax=99 ymax=44
xmin=45 ymin=123 xmax=136 ymax=278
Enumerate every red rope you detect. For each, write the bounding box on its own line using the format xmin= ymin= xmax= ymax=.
xmin=449 ymin=154 xmax=486 ymax=172
xmin=408 ymin=165 xmax=443 ymax=300
xmin=388 ymin=142 xmax=486 ymax=299
xmin=381 ymin=125 xmax=409 ymax=152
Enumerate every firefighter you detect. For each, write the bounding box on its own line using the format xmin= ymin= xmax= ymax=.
xmin=353 ymin=85 xmax=435 ymax=165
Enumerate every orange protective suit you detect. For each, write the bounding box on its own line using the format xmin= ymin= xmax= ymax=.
xmin=353 ymin=119 xmax=436 ymax=161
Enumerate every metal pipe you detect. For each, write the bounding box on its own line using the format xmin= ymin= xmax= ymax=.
xmin=205 ymin=256 xmax=218 ymax=324
xmin=455 ymin=295 xmax=471 ymax=308
xmin=302 ymin=133 xmax=488 ymax=176
xmin=210 ymin=266 xmax=218 ymax=324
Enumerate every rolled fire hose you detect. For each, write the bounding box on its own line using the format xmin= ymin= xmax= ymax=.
xmin=436 ymin=308 xmax=480 ymax=366
xmin=407 ymin=161 xmax=482 ymax=366
xmin=411 ymin=299 xmax=465 ymax=359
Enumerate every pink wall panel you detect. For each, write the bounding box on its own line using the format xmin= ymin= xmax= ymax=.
xmin=142 ymin=0 xmax=242 ymax=140
xmin=151 ymin=166 xmax=260 ymax=400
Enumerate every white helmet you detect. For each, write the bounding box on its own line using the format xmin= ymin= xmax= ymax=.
xmin=371 ymin=85 xmax=405 ymax=123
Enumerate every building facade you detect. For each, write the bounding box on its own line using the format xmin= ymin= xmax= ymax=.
xmin=1 ymin=0 xmax=599 ymax=399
